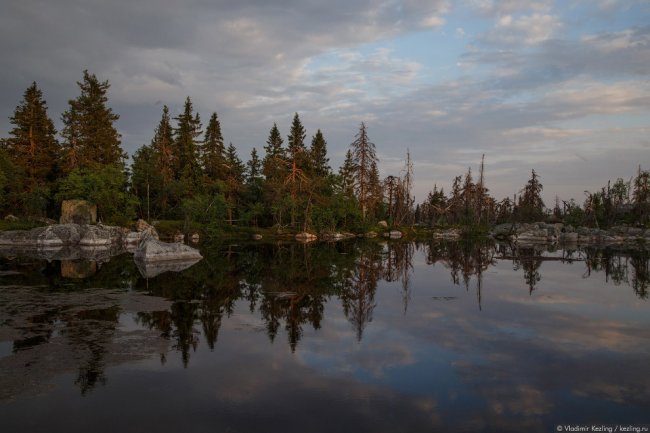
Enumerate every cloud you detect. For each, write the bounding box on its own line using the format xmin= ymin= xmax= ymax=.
xmin=480 ymin=13 xmax=562 ymax=46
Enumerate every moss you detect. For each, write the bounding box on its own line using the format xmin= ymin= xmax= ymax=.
xmin=0 ymin=219 xmax=46 ymax=231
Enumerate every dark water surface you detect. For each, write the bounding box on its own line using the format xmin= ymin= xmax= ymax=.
xmin=0 ymin=240 xmax=649 ymax=432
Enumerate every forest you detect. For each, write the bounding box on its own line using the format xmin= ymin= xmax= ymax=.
xmin=1 ymin=71 xmax=649 ymax=234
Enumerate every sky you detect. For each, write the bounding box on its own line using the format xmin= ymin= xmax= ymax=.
xmin=0 ymin=0 xmax=649 ymax=204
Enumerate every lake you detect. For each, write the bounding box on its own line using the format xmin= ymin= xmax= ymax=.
xmin=1 ymin=240 xmax=649 ymax=432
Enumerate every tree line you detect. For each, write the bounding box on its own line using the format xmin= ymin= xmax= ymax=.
xmin=1 ymin=71 xmax=648 ymax=231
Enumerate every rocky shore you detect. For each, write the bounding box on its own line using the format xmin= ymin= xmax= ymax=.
xmin=490 ymin=222 xmax=650 ymax=246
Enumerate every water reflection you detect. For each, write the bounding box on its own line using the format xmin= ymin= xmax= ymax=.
xmin=0 ymin=239 xmax=649 ymax=430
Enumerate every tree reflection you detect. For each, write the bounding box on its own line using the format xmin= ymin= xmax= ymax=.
xmin=2 ymin=238 xmax=648 ymax=382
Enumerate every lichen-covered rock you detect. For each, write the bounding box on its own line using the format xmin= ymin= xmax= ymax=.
xmin=134 ymin=238 xmax=202 ymax=263
xmin=79 ymin=224 xmax=127 ymax=246
xmin=59 ymin=200 xmax=97 ymax=225
xmin=0 ymin=224 xmax=83 ymax=247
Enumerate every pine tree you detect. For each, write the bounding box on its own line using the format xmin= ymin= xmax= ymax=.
xmin=6 ymin=82 xmax=60 ymax=188
xmin=350 ymin=122 xmax=379 ymax=220
xmin=202 ymin=112 xmax=227 ymax=184
xmin=61 ymin=70 xmax=124 ymax=171
xmin=310 ymin=129 xmax=330 ymax=178
xmin=173 ymin=97 xmax=202 ymax=191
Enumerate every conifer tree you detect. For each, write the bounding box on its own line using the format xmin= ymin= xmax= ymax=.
xmin=350 ymin=122 xmax=379 ymax=220
xmin=6 ymin=82 xmax=60 ymax=188
xmin=246 ymin=147 xmax=262 ymax=184
xmin=262 ymin=123 xmax=288 ymax=226
xmin=173 ymin=97 xmax=202 ymax=191
xmin=224 ymin=142 xmax=244 ymax=224
xmin=310 ymin=129 xmax=330 ymax=178
xmin=61 ymin=70 xmax=124 ymax=171
xmin=287 ymin=113 xmax=311 ymax=176
xmin=151 ymin=105 xmax=175 ymax=184
xmin=202 ymin=112 xmax=227 ymax=184
xmin=339 ymin=149 xmax=356 ymax=198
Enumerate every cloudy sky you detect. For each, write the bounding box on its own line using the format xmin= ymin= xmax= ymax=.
xmin=1 ymin=0 xmax=649 ymax=203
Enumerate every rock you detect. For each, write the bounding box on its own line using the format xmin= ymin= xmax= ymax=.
xmin=377 ymin=220 xmax=388 ymax=229
xmin=190 ymin=233 xmax=200 ymax=243
xmin=4 ymin=214 xmax=18 ymax=221
xmin=59 ymin=200 xmax=97 ymax=225
xmin=491 ymin=223 xmax=515 ymax=239
xmin=384 ymin=230 xmax=402 ymax=239
xmin=79 ymin=224 xmax=127 ymax=246
xmin=0 ymin=224 xmax=84 ymax=247
xmin=432 ymin=228 xmax=461 ymax=240
xmin=295 ymin=232 xmax=317 ymax=242
xmin=134 ymin=258 xmax=201 ymax=278
xmin=365 ymin=231 xmax=378 ymax=238
xmin=173 ymin=232 xmax=185 ymax=243
xmin=134 ymin=237 xmax=202 ymax=263
xmin=134 ymin=219 xmax=159 ymax=238
xmin=252 ymin=234 xmax=263 ymax=240
xmin=560 ymin=232 xmax=578 ymax=243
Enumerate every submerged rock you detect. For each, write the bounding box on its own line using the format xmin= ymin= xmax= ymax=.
xmin=134 ymin=258 xmax=201 ymax=278
xmin=134 ymin=237 xmax=202 ymax=263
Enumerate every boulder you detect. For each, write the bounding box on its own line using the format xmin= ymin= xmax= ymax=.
xmin=4 ymin=214 xmax=18 ymax=222
xmin=377 ymin=220 xmax=388 ymax=229
xmin=59 ymin=200 xmax=97 ymax=225
xmin=432 ymin=228 xmax=461 ymax=240
xmin=295 ymin=232 xmax=317 ymax=242
xmin=134 ymin=237 xmax=202 ymax=263
xmin=190 ymin=233 xmax=200 ymax=243
xmin=79 ymin=224 xmax=127 ymax=246
xmin=383 ymin=230 xmax=402 ymax=239
xmin=134 ymin=258 xmax=201 ymax=278
xmin=134 ymin=219 xmax=159 ymax=238
xmin=173 ymin=233 xmax=185 ymax=243
xmin=0 ymin=224 xmax=83 ymax=247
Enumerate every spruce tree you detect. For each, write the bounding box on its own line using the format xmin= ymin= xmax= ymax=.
xmin=287 ymin=113 xmax=311 ymax=175
xmin=151 ymin=105 xmax=175 ymax=184
xmin=173 ymin=97 xmax=202 ymax=191
xmin=224 ymin=142 xmax=244 ymax=224
xmin=350 ymin=122 xmax=379 ymax=220
xmin=6 ymin=82 xmax=60 ymax=188
xmin=262 ymin=123 xmax=288 ymax=226
xmin=339 ymin=149 xmax=356 ymax=198
xmin=61 ymin=70 xmax=124 ymax=171
xmin=246 ymin=147 xmax=262 ymax=184
xmin=310 ymin=129 xmax=330 ymax=178
xmin=202 ymin=112 xmax=227 ymax=184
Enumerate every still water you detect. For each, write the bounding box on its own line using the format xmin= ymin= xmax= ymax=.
xmin=0 ymin=240 xmax=648 ymax=432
